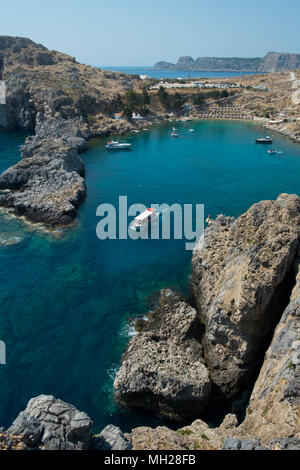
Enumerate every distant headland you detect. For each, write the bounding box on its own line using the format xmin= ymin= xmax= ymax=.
xmin=153 ymin=52 xmax=300 ymax=72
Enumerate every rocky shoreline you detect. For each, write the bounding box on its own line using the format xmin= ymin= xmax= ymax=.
xmin=0 ymin=36 xmax=299 ymax=451
xmin=1 ymin=36 xmax=299 ymax=229
xmin=0 ymin=36 xmax=148 ymax=228
xmin=0 ymin=194 xmax=299 ymax=451
xmin=114 ymin=194 xmax=300 ymax=449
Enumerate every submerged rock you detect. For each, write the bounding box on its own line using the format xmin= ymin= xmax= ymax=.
xmin=191 ymin=193 xmax=300 ymax=397
xmin=114 ymin=290 xmax=211 ymax=420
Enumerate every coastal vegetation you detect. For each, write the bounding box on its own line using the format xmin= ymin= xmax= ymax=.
xmin=157 ymin=86 xmax=184 ymax=111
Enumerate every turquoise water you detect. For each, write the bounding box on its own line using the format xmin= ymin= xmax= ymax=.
xmin=101 ymin=66 xmax=263 ymax=80
xmin=1 ymin=121 xmax=300 ymax=432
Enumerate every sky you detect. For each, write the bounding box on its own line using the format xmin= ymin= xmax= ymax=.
xmin=1 ymin=0 xmax=300 ymax=66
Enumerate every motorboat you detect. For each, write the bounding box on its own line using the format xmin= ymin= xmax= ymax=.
xmin=106 ymin=140 xmax=132 ymax=150
xmin=255 ymin=136 xmax=272 ymax=144
xmin=131 ymin=208 xmax=156 ymax=230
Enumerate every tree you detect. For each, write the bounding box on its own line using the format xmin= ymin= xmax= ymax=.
xmin=192 ymin=93 xmax=205 ymax=106
xmin=170 ymin=92 xmax=184 ymax=111
xmin=142 ymin=87 xmax=150 ymax=106
xmin=124 ymin=89 xmax=139 ymax=109
xmin=114 ymin=93 xmax=123 ymax=110
xmin=122 ymin=106 xmax=132 ymax=120
xmin=157 ymin=86 xmax=169 ymax=105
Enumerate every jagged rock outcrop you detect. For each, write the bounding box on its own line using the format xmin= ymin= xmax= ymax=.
xmin=1 ymin=395 xmax=132 ymax=451
xmin=191 ymin=193 xmax=300 ymax=397
xmin=114 ymin=290 xmax=211 ymax=420
xmin=238 ymin=256 xmax=300 ymax=443
xmin=91 ymin=425 xmax=132 ymax=450
xmin=0 ymin=35 xmax=143 ymax=226
xmin=261 ymin=52 xmax=300 ymax=72
xmin=125 ymin=194 xmax=300 ymax=450
xmin=7 ymin=395 xmax=93 ymax=450
xmin=0 ymin=115 xmax=87 ymax=226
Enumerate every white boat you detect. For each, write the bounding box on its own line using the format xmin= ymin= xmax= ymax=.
xmin=106 ymin=140 xmax=132 ymax=150
xmin=189 ymin=128 xmax=195 ymax=132
xmin=255 ymin=136 xmax=272 ymax=144
xmin=132 ymin=208 xmax=156 ymax=230
xmin=171 ymin=132 xmax=179 ymax=137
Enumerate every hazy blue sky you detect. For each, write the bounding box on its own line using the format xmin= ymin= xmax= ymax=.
xmin=1 ymin=0 xmax=300 ymax=66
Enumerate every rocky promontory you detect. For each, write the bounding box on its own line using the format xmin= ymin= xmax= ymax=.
xmin=114 ymin=290 xmax=211 ymax=420
xmin=112 ymin=194 xmax=300 ymax=449
xmin=0 ymin=195 xmax=299 ymax=450
xmin=0 ymin=395 xmax=132 ymax=450
xmin=191 ymin=193 xmax=300 ymax=398
xmin=153 ymin=52 xmax=300 ymax=72
xmin=0 ymin=36 xmax=143 ymax=227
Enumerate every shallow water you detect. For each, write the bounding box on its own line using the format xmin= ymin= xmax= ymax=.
xmin=1 ymin=121 xmax=300 ymax=432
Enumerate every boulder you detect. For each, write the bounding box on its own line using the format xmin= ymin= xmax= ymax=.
xmin=114 ymin=290 xmax=211 ymax=420
xmin=91 ymin=425 xmax=132 ymax=450
xmin=7 ymin=395 xmax=93 ymax=450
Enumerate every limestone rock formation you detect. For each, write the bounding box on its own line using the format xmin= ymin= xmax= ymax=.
xmin=0 ymin=35 xmax=143 ymax=227
xmin=114 ymin=290 xmax=211 ymax=420
xmin=7 ymin=395 xmax=93 ymax=450
xmin=153 ymin=52 xmax=300 ymax=72
xmin=91 ymin=425 xmax=132 ymax=450
xmin=238 ymin=257 xmax=300 ymax=443
xmin=191 ymin=193 xmax=300 ymax=397
xmin=0 ymin=115 xmax=87 ymax=226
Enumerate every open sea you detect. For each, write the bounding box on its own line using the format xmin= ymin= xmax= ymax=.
xmin=100 ymin=66 xmax=263 ymax=80
xmin=1 ymin=120 xmax=300 ymax=432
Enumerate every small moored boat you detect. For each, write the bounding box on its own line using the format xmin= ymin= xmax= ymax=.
xmin=106 ymin=140 xmax=132 ymax=150
xmin=132 ymin=208 xmax=156 ymax=230
xmin=255 ymin=136 xmax=273 ymax=144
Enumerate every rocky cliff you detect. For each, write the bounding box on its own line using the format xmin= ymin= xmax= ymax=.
xmin=153 ymin=52 xmax=300 ymax=72
xmin=114 ymin=290 xmax=211 ymax=420
xmin=0 ymin=36 xmax=142 ymax=227
xmin=0 ymin=395 xmax=132 ymax=450
xmin=113 ymin=194 xmax=300 ymax=449
xmin=1 ymin=195 xmax=299 ymax=450
xmin=191 ymin=194 xmax=300 ymax=398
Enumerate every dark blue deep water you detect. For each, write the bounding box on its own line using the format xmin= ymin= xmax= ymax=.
xmin=1 ymin=121 xmax=300 ymax=432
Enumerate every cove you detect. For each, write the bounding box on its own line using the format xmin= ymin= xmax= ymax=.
xmin=1 ymin=121 xmax=300 ymax=433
